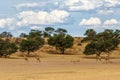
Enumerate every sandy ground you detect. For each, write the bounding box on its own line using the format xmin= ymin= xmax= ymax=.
xmin=0 ymin=53 xmax=120 ymax=80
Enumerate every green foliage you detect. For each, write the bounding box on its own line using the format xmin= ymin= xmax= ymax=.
xmin=28 ymin=29 xmax=42 ymax=39
xmin=0 ymin=39 xmax=18 ymax=57
xmin=84 ymin=41 xmax=98 ymax=55
xmin=83 ymin=29 xmax=120 ymax=60
xmin=81 ymin=29 xmax=97 ymax=42
xmin=33 ymin=36 xmax=45 ymax=47
xmin=0 ymin=31 xmax=13 ymax=38
xmin=43 ymin=27 xmax=55 ymax=38
xmin=84 ymin=29 xmax=96 ymax=37
xmin=55 ymin=28 xmax=67 ymax=34
xmin=20 ymin=39 xmax=39 ymax=56
xmin=19 ymin=33 xmax=28 ymax=38
xmin=26 ymin=29 xmax=45 ymax=49
xmin=48 ymin=34 xmax=74 ymax=54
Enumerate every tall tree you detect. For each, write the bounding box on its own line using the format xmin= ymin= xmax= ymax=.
xmin=48 ymin=34 xmax=74 ymax=54
xmin=0 ymin=39 xmax=18 ymax=57
xmin=83 ymin=29 xmax=120 ymax=61
xmin=20 ymin=39 xmax=40 ymax=56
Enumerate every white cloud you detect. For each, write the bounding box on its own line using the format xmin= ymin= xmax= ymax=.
xmin=97 ymin=9 xmax=114 ymax=14
xmin=61 ymin=0 xmax=102 ymax=11
xmin=60 ymin=0 xmax=120 ymax=11
xmin=80 ymin=17 xmax=101 ymax=26
xmin=30 ymin=26 xmax=43 ymax=30
xmin=17 ymin=10 xmax=69 ymax=26
xmin=104 ymin=0 xmax=120 ymax=7
xmin=0 ymin=18 xmax=15 ymax=29
xmin=79 ymin=18 xmax=120 ymax=29
xmin=0 ymin=19 xmax=6 ymax=28
xmin=104 ymin=19 xmax=119 ymax=25
xmin=16 ymin=2 xmax=40 ymax=9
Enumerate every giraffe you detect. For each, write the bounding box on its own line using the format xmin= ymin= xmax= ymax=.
xmin=23 ymin=55 xmax=29 ymax=63
xmin=34 ymin=52 xmax=41 ymax=63
xmin=96 ymin=53 xmax=102 ymax=62
xmin=71 ymin=58 xmax=80 ymax=64
xmin=104 ymin=53 xmax=111 ymax=63
xmin=35 ymin=56 xmax=41 ymax=63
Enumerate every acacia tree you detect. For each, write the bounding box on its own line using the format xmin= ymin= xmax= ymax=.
xmin=81 ymin=29 xmax=97 ymax=42
xmin=20 ymin=29 xmax=44 ymax=56
xmin=48 ymin=34 xmax=74 ymax=54
xmin=28 ymin=29 xmax=45 ymax=47
xmin=83 ymin=29 xmax=120 ymax=61
xmin=0 ymin=39 xmax=18 ymax=57
xmin=20 ymin=39 xmax=40 ymax=56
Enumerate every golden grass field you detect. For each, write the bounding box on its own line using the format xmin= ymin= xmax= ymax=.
xmin=0 ymin=38 xmax=120 ymax=80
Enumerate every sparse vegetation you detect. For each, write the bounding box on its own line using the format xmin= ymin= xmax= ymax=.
xmin=48 ymin=33 xmax=74 ymax=54
xmin=0 ymin=38 xmax=18 ymax=57
xmin=83 ymin=29 xmax=120 ymax=61
xmin=0 ymin=28 xmax=119 ymax=62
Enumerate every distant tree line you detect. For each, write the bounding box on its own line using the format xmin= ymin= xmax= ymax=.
xmin=0 ymin=27 xmax=74 ymax=57
xmin=0 ymin=27 xmax=120 ymax=61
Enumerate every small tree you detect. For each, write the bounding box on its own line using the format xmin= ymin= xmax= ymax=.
xmin=83 ymin=29 xmax=120 ymax=61
xmin=0 ymin=39 xmax=18 ymax=57
xmin=48 ymin=34 xmax=74 ymax=54
xmin=20 ymin=39 xmax=40 ymax=56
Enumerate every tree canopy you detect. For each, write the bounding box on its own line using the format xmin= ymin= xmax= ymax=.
xmin=0 ymin=31 xmax=13 ymax=38
xmin=83 ymin=29 xmax=120 ymax=61
xmin=48 ymin=33 xmax=74 ymax=54
xmin=0 ymin=39 xmax=18 ymax=57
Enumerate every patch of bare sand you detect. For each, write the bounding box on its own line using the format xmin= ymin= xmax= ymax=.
xmin=0 ymin=54 xmax=120 ymax=80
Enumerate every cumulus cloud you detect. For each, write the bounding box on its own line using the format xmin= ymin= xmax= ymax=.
xmin=79 ymin=17 xmax=120 ymax=29
xmin=16 ymin=2 xmax=40 ymax=9
xmin=0 ymin=18 xmax=15 ymax=29
xmin=80 ymin=17 xmax=101 ymax=26
xmin=61 ymin=0 xmax=102 ymax=11
xmin=17 ymin=10 xmax=69 ymax=26
xmin=104 ymin=19 xmax=119 ymax=25
xmin=30 ymin=26 xmax=43 ymax=30
xmin=104 ymin=0 xmax=120 ymax=7
xmin=0 ymin=10 xmax=69 ymax=30
xmin=60 ymin=0 xmax=120 ymax=12
xmin=97 ymin=9 xmax=114 ymax=14
xmin=15 ymin=1 xmax=59 ymax=11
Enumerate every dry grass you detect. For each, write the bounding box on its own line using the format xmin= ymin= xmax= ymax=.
xmin=0 ymin=37 xmax=120 ymax=80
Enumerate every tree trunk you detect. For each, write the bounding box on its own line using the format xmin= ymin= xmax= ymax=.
xmin=107 ymin=52 xmax=110 ymax=62
xmin=61 ymin=48 xmax=65 ymax=54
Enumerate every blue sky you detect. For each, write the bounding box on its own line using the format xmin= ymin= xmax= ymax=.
xmin=0 ymin=0 xmax=120 ymax=37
